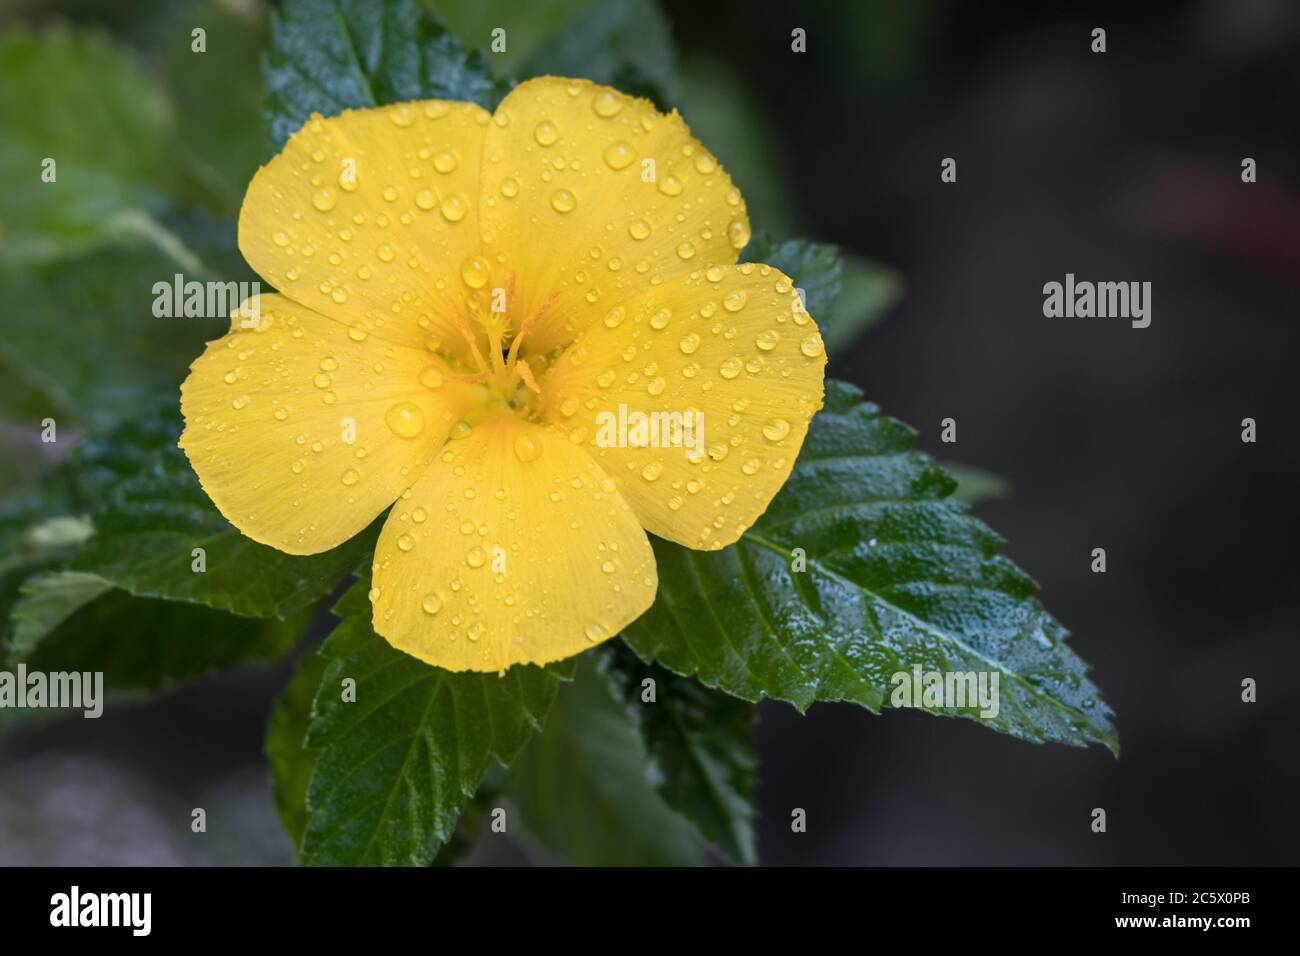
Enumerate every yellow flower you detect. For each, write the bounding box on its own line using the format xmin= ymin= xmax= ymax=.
xmin=180 ymin=77 xmax=825 ymax=672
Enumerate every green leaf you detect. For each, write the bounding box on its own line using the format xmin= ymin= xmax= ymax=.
xmin=624 ymin=380 xmax=1118 ymax=754
xmin=302 ymin=574 xmax=570 ymax=866
xmin=0 ymin=27 xmax=175 ymax=264
xmin=66 ymin=411 xmax=373 ymax=619
xmin=509 ymin=654 xmax=704 ymax=866
xmin=832 ymin=252 xmax=903 ymax=351
xmin=263 ymin=0 xmax=506 ymax=153
xmin=270 ymin=646 xmax=508 ymax=866
xmin=0 ymin=488 xmax=92 ymax=650
xmin=430 ymin=0 xmax=596 ymax=77
xmin=944 ymin=462 xmax=1012 ymax=506
xmin=524 ymin=0 xmax=676 ymax=109
xmin=0 ymin=494 xmax=91 ymax=579
xmin=744 ymin=236 xmax=901 ymax=354
xmin=6 ymin=571 xmax=112 ymax=662
xmin=20 ymin=588 xmax=307 ymax=692
xmin=163 ymin=1 xmax=269 ymax=215
xmin=0 ymin=212 xmax=249 ymax=431
xmin=603 ymin=643 xmax=758 ymax=864
xmin=266 ymin=650 xmax=328 ymax=856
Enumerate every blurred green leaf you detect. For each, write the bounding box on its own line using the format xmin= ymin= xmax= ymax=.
xmin=263 ymin=0 xmax=506 ymax=153
xmin=0 ymin=229 xmax=240 ymax=431
xmin=0 ymin=27 xmax=175 ymax=264
xmin=944 ymin=462 xmax=1012 ymax=506
xmin=523 ymin=0 xmax=675 ymax=107
xmin=301 ymin=573 xmax=570 ymax=866
xmin=833 ymin=251 xmax=903 ymax=351
xmin=5 ymin=570 xmax=111 ymax=662
xmin=266 ymin=649 xmax=328 ymax=855
xmin=603 ymin=642 xmax=758 ymax=864
xmin=428 ymin=0 xmax=595 ymax=76
xmin=65 ymin=411 xmax=372 ymax=619
xmin=510 ymin=653 xmax=704 ymax=866
xmin=624 ymin=380 xmax=1118 ymax=754
xmin=163 ymin=0 xmax=269 ymax=215
xmin=20 ymin=588 xmax=307 ymax=692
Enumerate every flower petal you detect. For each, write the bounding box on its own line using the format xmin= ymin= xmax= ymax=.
xmin=370 ymin=416 xmax=657 ymax=671
xmin=481 ymin=77 xmax=752 ymax=354
xmin=239 ymin=101 xmax=491 ymax=363
xmin=541 ymin=264 xmax=826 ymax=550
xmin=180 ymin=294 xmax=477 ymax=554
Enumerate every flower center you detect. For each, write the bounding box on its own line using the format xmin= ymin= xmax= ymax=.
xmin=438 ymin=270 xmax=560 ymax=423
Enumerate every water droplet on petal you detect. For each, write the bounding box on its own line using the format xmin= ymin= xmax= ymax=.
xmin=763 ymin=418 xmax=791 ymax=441
xmin=385 ymin=401 xmax=425 ymax=439
xmin=513 ymin=433 xmax=542 ymax=462
xmin=755 ymin=329 xmax=779 ymax=351
xmin=441 ymin=194 xmax=467 ymax=221
xmin=312 ymin=188 xmax=337 ymax=212
xmin=422 ymin=593 xmax=443 ymax=615
xmin=534 ymin=120 xmax=558 ymax=146
xmin=342 ymin=468 xmax=360 ymax=486
xmin=728 ymin=218 xmax=751 ymax=249
xmin=603 ymin=141 xmax=634 ymax=169
xmin=679 ymin=332 xmax=700 ymax=354
xmin=723 ymin=289 xmax=748 ymax=312
xmin=800 ymin=334 xmax=824 ymax=357
xmin=592 ymin=90 xmax=624 ymax=117
xmin=461 ymin=255 xmax=490 ymax=288
xmin=550 ymin=188 xmax=577 ymax=213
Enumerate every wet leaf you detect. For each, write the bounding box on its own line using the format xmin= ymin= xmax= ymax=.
xmin=301 ymin=573 xmax=571 ymax=866
xmin=625 ymin=380 xmax=1119 ymax=754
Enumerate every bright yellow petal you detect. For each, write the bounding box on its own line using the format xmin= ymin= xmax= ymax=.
xmin=480 ymin=76 xmax=752 ymax=355
xmin=180 ymin=294 xmax=478 ymax=554
xmin=370 ymin=416 xmax=657 ymax=671
xmin=540 ymin=264 xmax=826 ymax=550
xmin=238 ymin=101 xmax=491 ymax=365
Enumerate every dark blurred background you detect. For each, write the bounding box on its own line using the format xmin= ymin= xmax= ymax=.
xmin=2 ymin=0 xmax=1297 ymax=864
